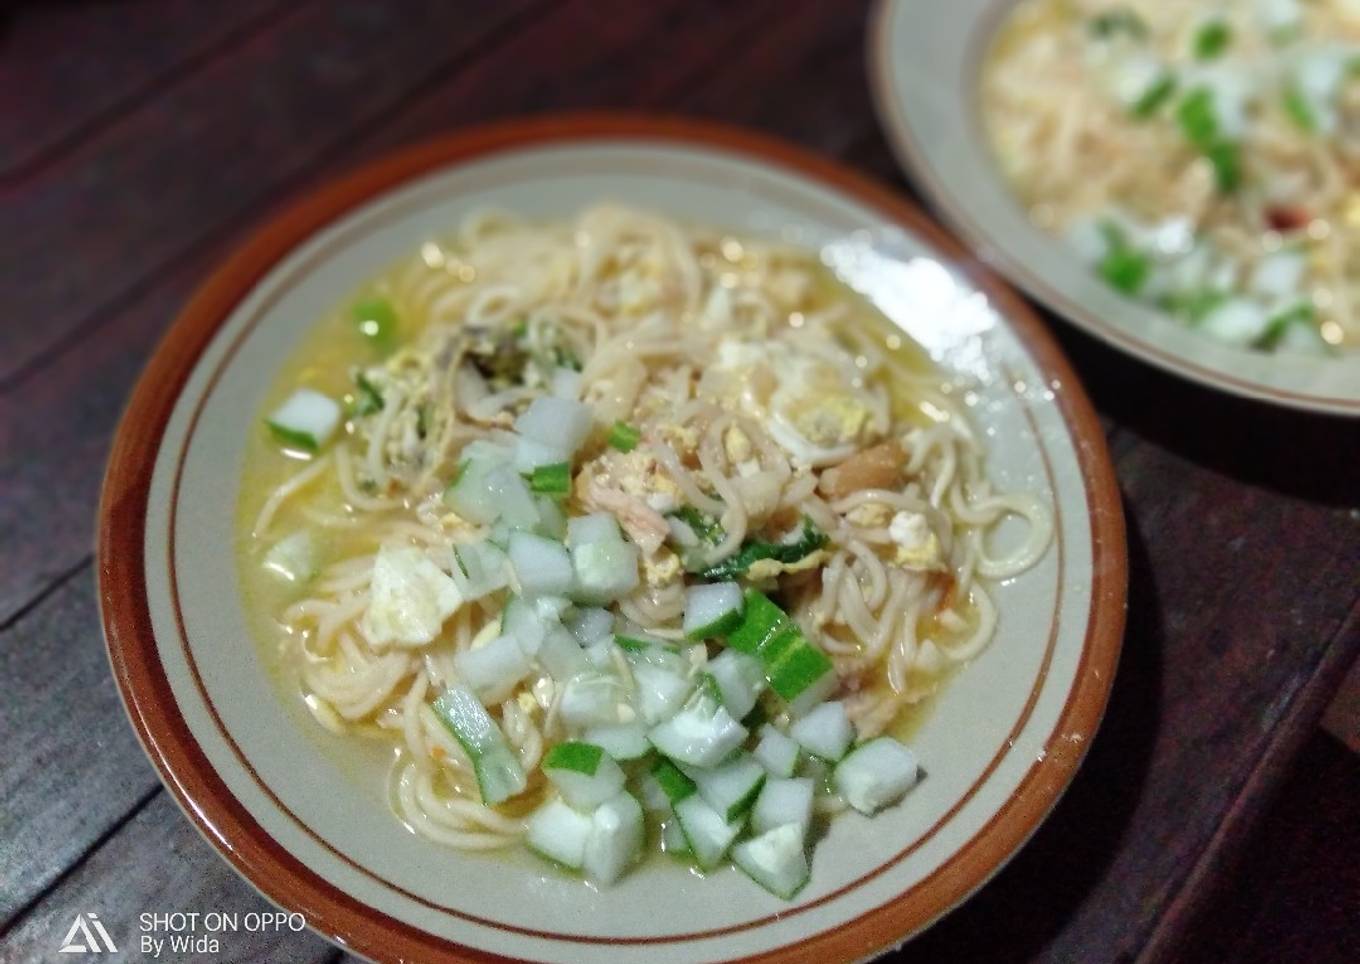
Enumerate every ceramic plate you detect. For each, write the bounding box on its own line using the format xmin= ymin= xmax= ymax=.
xmin=870 ymin=0 xmax=1360 ymax=416
xmin=98 ymin=115 xmax=1126 ymax=963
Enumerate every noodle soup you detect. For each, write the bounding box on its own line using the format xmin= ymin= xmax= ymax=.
xmin=983 ymin=0 xmax=1360 ymax=356
xmin=235 ymin=205 xmax=1051 ymax=896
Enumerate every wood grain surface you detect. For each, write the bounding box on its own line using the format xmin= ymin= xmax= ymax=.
xmin=0 ymin=1 xmax=1356 ymax=962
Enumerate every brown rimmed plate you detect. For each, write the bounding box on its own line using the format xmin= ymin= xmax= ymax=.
xmin=869 ymin=0 xmax=1360 ymax=416
xmin=98 ymin=114 xmax=1126 ymax=963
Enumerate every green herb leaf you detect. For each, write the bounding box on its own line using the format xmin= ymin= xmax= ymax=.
xmin=670 ymin=506 xmax=724 ymax=545
xmin=697 ymin=518 xmax=828 ymax=581
xmin=1204 ymin=140 xmax=1241 ymax=192
xmin=1162 ymin=288 xmax=1229 ymax=324
xmin=1282 ymin=85 xmax=1317 ymax=132
xmin=265 ymin=421 xmax=319 ymax=453
xmin=1089 ymin=8 xmax=1147 ymax=40
xmin=351 ymin=296 xmax=398 ymax=351
xmin=1193 ymin=20 xmax=1231 ymax=60
xmin=527 ymin=462 xmax=571 ymax=496
xmin=1096 ymin=222 xmax=1151 ymax=295
xmin=1131 ymin=73 xmax=1177 ymax=118
xmin=543 ymin=741 xmax=604 ymax=776
xmin=1176 ymin=87 xmax=1219 ymax=147
xmin=349 ymin=372 xmax=384 ymax=416
xmin=1256 ymin=302 xmax=1316 ymax=350
xmin=608 ymin=421 xmax=642 ymax=453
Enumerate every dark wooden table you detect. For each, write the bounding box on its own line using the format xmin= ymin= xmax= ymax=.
xmin=2 ymin=2 xmax=1357 ymax=962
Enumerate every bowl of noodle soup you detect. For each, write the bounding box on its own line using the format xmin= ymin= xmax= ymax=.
xmin=99 ymin=115 xmax=1125 ymax=962
xmin=871 ymin=0 xmax=1360 ymax=414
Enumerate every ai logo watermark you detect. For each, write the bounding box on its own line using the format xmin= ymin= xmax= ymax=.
xmin=58 ymin=913 xmax=118 ymax=954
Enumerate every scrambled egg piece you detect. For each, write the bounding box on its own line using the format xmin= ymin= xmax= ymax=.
xmin=723 ymin=424 xmax=754 ymax=464
xmin=846 ymin=502 xmax=893 ymax=528
xmin=641 ymin=546 xmax=683 ymax=589
xmin=888 ymin=511 xmax=946 ymax=572
xmin=783 ymin=394 xmax=870 ymax=450
xmin=361 ymin=545 xmax=463 ymax=647
xmin=584 ymin=448 xmax=682 ymax=514
xmin=701 ymin=337 xmax=873 ymax=466
xmin=745 ymin=549 xmax=831 ymax=583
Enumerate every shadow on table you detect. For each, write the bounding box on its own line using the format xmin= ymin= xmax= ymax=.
xmin=1051 ymin=322 xmax=1360 ymax=509
xmin=895 ymin=502 xmax=1162 ymax=963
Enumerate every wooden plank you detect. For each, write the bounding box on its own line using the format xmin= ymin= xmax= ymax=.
xmin=1172 ymin=732 xmax=1360 ymax=964
xmin=0 ymin=571 xmax=162 ymax=928
xmin=0 ymin=0 xmax=292 ymax=180
xmin=0 ymin=0 xmax=784 ymax=625
xmin=0 ymin=792 xmax=337 ymax=963
xmin=0 ymin=0 xmax=545 ymax=388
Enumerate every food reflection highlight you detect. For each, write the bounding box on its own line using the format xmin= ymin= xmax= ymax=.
xmin=237 ymin=205 xmax=1052 ymax=898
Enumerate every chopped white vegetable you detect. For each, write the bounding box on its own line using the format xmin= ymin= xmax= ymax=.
xmin=454 ymin=634 xmax=532 ymax=704
xmin=1200 ymin=298 xmax=1270 ymax=346
xmin=515 ymin=396 xmax=594 ymax=455
xmin=543 ymin=743 xmax=627 ymax=810
xmin=583 ymin=792 xmax=644 ymax=886
xmin=566 ymin=512 xmax=624 ymax=548
xmin=751 ymin=777 xmax=813 ymax=838
xmin=789 ymin=701 xmax=854 ymax=762
xmin=582 ymin=721 xmax=652 ymax=760
xmin=360 ymin=544 xmax=463 ymax=647
xmin=266 ymin=388 xmax=341 ymax=451
xmin=566 ymin=607 xmax=614 ymax=646
xmin=631 ymin=662 xmax=695 ymax=725
xmin=570 ymin=539 xmax=639 ymax=604
xmin=707 ymin=649 xmax=765 ymax=719
xmin=690 ymin=752 xmax=766 ymax=822
xmin=834 ymin=737 xmax=920 ymax=815
xmin=648 ymin=701 xmax=747 ymax=768
xmin=731 ymin=823 xmax=809 ymax=900
xmin=753 ymin=724 xmax=801 ymax=778
xmin=526 ymin=798 xmax=593 ymax=870
xmin=537 ymin=626 xmax=590 ymax=680
xmin=508 ymin=531 xmax=574 ymax=597
xmin=673 ymin=794 xmax=743 ymax=869
xmin=513 ymin=435 xmax=570 ymax=473
xmin=559 ymin=672 xmax=630 ymax=730
xmin=550 ymin=366 xmax=584 ymax=400
xmin=682 ymin=582 xmax=744 ymax=639
xmin=261 ymin=531 xmax=317 ymax=584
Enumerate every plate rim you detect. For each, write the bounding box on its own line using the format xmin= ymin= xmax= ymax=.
xmin=97 ymin=112 xmax=1127 ymax=963
xmin=867 ymin=0 xmax=1360 ymax=417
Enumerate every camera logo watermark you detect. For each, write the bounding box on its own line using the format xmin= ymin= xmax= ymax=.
xmin=58 ymin=913 xmax=118 ymax=954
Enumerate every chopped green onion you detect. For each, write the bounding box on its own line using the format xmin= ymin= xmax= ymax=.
xmin=1176 ymin=88 xmax=1219 ymax=147
xmin=543 ymin=740 xmax=605 ymax=776
xmin=1093 ymin=242 xmax=1147 ymax=290
xmin=724 ymin=590 xmax=834 ymax=704
xmin=510 ymin=319 xmax=528 ymax=340
xmin=1175 ymin=88 xmax=1241 ymax=192
xmin=527 ymin=461 xmax=571 ymax=496
xmin=553 ymin=346 xmax=583 ymax=371
xmin=669 ymin=506 xmax=724 ymax=544
xmin=651 ymin=757 xmax=697 ymax=803
xmin=1193 ymin=20 xmax=1231 ymax=60
xmin=1089 ymin=8 xmax=1147 ymax=40
xmin=1282 ymin=85 xmax=1317 ymax=132
xmin=350 ymin=372 xmax=384 ymax=416
xmin=1131 ymin=73 xmax=1177 ymax=118
xmin=351 ymin=296 xmax=398 ymax=351
xmin=695 ymin=517 xmax=827 ymax=581
xmin=1162 ymin=288 xmax=1229 ymax=324
xmin=608 ymin=421 xmax=641 ymax=452
xmin=1204 ymin=140 xmax=1241 ymax=192
xmin=1256 ymin=303 xmax=1316 ymax=350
